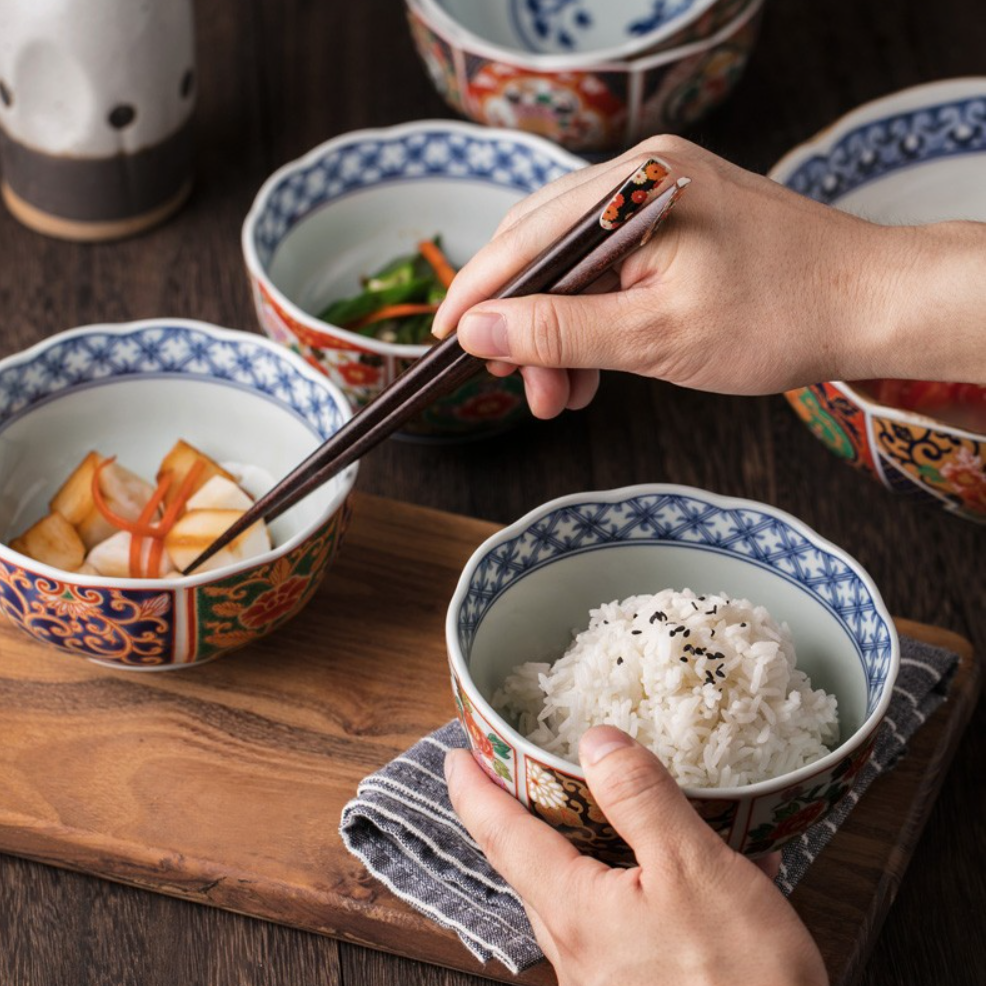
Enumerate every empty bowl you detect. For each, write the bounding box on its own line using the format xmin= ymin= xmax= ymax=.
xmin=0 ymin=319 xmax=356 ymax=669
xmin=771 ymin=78 xmax=986 ymax=522
xmin=447 ymin=484 xmax=898 ymax=859
xmin=407 ymin=0 xmax=763 ymax=151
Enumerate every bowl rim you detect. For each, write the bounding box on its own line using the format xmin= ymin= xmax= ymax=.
xmin=769 ymin=76 xmax=986 ymax=444
xmin=410 ymin=0 xmax=721 ymax=70
xmin=445 ymin=482 xmax=900 ymax=800
xmin=241 ymin=118 xmax=587 ymax=359
xmin=768 ymin=76 xmax=986 ymax=186
xmin=0 ymin=317 xmax=358 ymax=590
xmin=410 ymin=0 xmax=763 ymax=74
xmin=797 ymin=380 xmax=986 ymax=444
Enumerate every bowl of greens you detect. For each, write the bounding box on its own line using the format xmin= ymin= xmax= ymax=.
xmin=242 ymin=120 xmax=586 ymax=440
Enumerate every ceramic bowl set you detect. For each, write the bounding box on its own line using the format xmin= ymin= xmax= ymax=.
xmin=447 ymin=485 xmax=899 ymax=857
xmin=771 ymin=78 xmax=986 ymax=523
xmin=406 ymin=0 xmax=764 ymax=152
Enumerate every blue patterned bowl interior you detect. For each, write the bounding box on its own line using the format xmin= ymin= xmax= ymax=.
xmin=432 ymin=0 xmax=715 ymax=58
xmin=0 ymin=321 xmax=353 ymax=553
xmin=776 ymin=84 xmax=986 ymax=221
xmin=247 ymin=123 xmax=583 ymax=323
xmin=454 ymin=487 xmax=897 ymax=747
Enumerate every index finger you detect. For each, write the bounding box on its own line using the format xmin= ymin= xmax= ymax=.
xmin=445 ymin=748 xmax=599 ymax=914
xmin=432 ymin=151 xmax=679 ymax=339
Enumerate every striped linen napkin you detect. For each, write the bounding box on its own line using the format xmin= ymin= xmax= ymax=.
xmin=339 ymin=636 xmax=959 ymax=974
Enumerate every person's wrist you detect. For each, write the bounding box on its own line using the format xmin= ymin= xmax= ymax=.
xmin=845 ymin=221 xmax=985 ymax=384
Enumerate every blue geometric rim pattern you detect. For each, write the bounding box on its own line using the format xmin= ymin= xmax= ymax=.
xmin=508 ymin=0 xmax=698 ymax=52
xmin=251 ymin=129 xmax=576 ymax=268
xmin=457 ymin=494 xmax=894 ymax=715
xmin=0 ymin=325 xmax=346 ymax=441
xmin=783 ymin=95 xmax=986 ymax=204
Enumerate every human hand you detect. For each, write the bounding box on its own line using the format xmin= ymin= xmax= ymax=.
xmin=445 ymin=725 xmax=828 ymax=986
xmin=432 ymin=136 xmax=929 ymax=419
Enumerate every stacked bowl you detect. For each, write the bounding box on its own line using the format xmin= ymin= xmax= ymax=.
xmin=405 ymin=0 xmax=764 ymax=151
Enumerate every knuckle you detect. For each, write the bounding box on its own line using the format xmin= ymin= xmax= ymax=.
xmin=527 ymin=297 xmax=567 ymax=366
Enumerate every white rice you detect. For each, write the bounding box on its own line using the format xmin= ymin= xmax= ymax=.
xmin=492 ymin=589 xmax=839 ymax=788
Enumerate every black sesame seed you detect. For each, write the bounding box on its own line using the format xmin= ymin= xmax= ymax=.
xmin=710 ymin=629 xmax=716 ymax=637
xmin=714 ymin=652 xmax=725 ymax=661
xmin=680 ymin=657 xmax=688 ymax=663
xmin=705 ymin=605 xmax=718 ymax=616
xmin=699 ymin=595 xmax=706 ymax=601
xmin=616 ymin=656 xmax=624 ymax=666
xmin=631 ymin=630 xmax=642 ymax=635
xmin=683 ymin=644 xmax=693 ymax=653
xmin=705 ymin=672 xmax=715 ymax=685
xmin=741 ymin=622 xmax=747 ymax=628
xmin=715 ymin=669 xmax=725 ymax=678
xmin=691 ymin=601 xmax=699 ymax=611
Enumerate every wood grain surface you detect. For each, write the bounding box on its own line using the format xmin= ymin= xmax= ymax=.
xmin=0 ymin=0 xmax=984 ymax=984
xmin=0 ymin=495 xmax=979 ymax=986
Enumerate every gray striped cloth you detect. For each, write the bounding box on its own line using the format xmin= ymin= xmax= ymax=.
xmin=339 ymin=637 xmax=958 ymax=973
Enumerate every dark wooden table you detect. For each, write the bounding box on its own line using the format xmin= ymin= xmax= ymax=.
xmin=1 ymin=1 xmax=983 ymax=984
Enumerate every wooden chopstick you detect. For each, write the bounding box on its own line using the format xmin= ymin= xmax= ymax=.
xmin=182 ymin=162 xmax=690 ymax=574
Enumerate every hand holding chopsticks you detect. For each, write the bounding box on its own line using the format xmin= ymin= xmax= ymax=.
xmin=183 ymin=159 xmax=690 ymax=574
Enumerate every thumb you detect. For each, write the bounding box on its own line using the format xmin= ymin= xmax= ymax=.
xmin=579 ymin=726 xmax=726 ymax=871
xmin=456 ymin=290 xmax=653 ymax=372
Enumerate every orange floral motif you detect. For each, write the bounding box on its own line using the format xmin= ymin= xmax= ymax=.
xmin=454 ymin=389 xmax=521 ymax=422
xmin=338 ymin=361 xmax=382 ymax=387
xmin=239 ymin=575 xmax=309 ymax=629
xmin=941 ymin=447 xmax=986 ymax=511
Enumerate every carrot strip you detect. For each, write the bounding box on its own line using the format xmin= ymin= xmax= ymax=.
xmin=156 ymin=459 xmax=207 ymax=535
xmin=418 ymin=240 xmax=456 ymax=289
xmin=147 ymin=537 xmax=165 ymax=579
xmin=129 ymin=474 xmax=173 ymax=578
xmin=347 ymin=303 xmax=440 ymax=331
xmin=92 ymin=458 xmax=162 ymax=538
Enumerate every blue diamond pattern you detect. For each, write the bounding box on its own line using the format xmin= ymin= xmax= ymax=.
xmin=251 ymin=128 xmax=577 ymax=268
xmin=0 ymin=325 xmax=346 ymax=440
xmin=783 ymin=96 xmax=986 ymax=203
xmin=457 ymin=493 xmax=894 ymax=715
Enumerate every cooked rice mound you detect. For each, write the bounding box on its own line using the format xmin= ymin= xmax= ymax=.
xmin=492 ymin=589 xmax=839 ymax=789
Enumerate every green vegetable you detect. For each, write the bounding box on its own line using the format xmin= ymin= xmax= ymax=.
xmin=318 ymin=237 xmax=453 ymax=345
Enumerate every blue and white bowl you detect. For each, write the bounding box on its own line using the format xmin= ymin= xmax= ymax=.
xmin=771 ymin=78 xmax=986 ymax=521
xmin=243 ymin=120 xmax=586 ymax=439
xmin=446 ymin=484 xmax=899 ymax=858
xmin=407 ymin=0 xmax=763 ymax=153
xmin=0 ymin=319 xmax=356 ymax=669
xmin=416 ymin=0 xmax=723 ymax=67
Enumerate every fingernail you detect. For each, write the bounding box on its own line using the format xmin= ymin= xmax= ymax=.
xmin=458 ymin=310 xmax=508 ymax=358
xmin=580 ymin=726 xmax=634 ymax=767
xmin=431 ymin=300 xmax=448 ymax=338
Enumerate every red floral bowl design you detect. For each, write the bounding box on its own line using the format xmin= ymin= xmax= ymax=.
xmin=0 ymin=320 xmax=357 ymax=669
xmin=785 ymin=381 xmax=986 ymax=524
xmin=406 ymin=0 xmax=763 ymax=152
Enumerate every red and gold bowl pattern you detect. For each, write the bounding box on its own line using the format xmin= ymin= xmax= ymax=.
xmin=406 ymin=0 xmax=763 ymax=152
xmin=786 ymin=382 xmax=986 ymax=523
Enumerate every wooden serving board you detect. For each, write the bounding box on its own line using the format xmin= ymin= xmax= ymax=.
xmin=0 ymin=493 xmax=979 ymax=986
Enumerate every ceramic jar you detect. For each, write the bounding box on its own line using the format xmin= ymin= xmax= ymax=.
xmin=0 ymin=0 xmax=196 ymax=241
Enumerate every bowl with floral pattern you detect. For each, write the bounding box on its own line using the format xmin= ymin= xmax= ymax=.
xmin=242 ymin=120 xmax=585 ymax=441
xmin=771 ymin=78 xmax=986 ymax=523
xmin=406 ymin=0 xmax=762 ymax=152
xmin=446 ymin=484 xmax=898 ymax=860
xmin=0 ymin=319 xmax=357 ymax=670
xmin=413 ymin=0 xmax=726 ymax=67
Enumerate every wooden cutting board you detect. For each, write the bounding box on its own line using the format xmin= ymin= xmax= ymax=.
xmin=0 ymin=492 xmax=979 ymax=986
